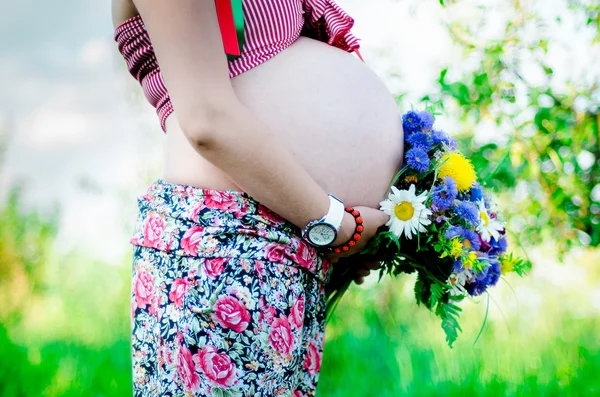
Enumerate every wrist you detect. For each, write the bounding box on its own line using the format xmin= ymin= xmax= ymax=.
xmin=331 ymin=212 xmax=355 ymax=246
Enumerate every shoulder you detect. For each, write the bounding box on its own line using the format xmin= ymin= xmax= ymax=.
xmin=111 ymin=0 xmax=139 ymax=30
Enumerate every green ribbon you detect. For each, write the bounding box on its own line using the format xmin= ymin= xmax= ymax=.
xmin=226 ymin=0 xmax=245 ymax=61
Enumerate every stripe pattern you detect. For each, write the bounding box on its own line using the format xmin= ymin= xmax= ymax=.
xmin=114 ymin=0 xmax=362 ymax=133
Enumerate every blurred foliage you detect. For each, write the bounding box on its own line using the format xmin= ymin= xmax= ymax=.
xmin=0 ymin=184 xmax=58 ymax=323
xmin=0 ymin=185 xmax=131 ymax=396
xmin=320 ymin=265 xmax=600 ymax=396
xmin=427 ymin=0 xmax=600 ymax=253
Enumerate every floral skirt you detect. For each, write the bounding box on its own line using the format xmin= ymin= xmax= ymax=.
xmin=129 ymin=178 xmax=333 ymax=397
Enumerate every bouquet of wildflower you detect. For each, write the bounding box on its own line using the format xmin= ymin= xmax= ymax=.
xmin=325 ymin=109 xmax=531 ymax=347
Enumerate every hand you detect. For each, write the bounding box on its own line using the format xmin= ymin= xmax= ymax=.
xmin=328 ymin=254 xmax=383 ymax=285
xmin=326 ymin=205 xmax=390 ymax=261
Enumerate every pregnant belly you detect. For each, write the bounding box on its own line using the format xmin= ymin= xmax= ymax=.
xmin=163 ymin=36 xmax=404 ymax=209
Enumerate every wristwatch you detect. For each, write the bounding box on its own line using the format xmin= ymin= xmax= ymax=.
xmin=301 ymin=194 xmax=345 ymax=247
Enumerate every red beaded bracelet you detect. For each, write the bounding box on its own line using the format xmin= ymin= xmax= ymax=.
xmin=328 ymin=206 xmax=364 ymax=254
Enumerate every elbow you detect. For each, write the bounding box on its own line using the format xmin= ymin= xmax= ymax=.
xmin=181 ymin=122 xmax=218 ymax=150
xmin=179 ymin=101 xmax=237 ymax=149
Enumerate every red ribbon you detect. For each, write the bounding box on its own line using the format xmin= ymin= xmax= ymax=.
xmin=215 ymin=0 xmax=241 ymax=57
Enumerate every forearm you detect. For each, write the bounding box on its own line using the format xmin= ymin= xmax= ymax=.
xmin=186 ymin=100 xmax=355 ymax=235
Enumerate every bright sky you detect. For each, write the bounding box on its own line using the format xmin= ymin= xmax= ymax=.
xmin=0 ymin=0 xmax=597 ymax=263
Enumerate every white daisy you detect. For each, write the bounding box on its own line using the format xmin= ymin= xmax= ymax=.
xmin=447 ymin=272 xmax=469 ymax=297
xmin=379 ymin=184 xmax=432 ymax=240
xmin=475 ymin=200 xmax=504 ymax=242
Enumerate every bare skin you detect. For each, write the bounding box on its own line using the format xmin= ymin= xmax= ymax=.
xmin=112 ymin=0 xmax=403 ymax=279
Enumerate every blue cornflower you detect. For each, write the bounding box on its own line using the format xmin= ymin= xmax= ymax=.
xmin=419 ymin=111 xmax=435 ymax=131
xmin=486 ymin=258 xmax=502 ymax=287
xmin=431 ymin=129 xmax=449 ymax=145
xmin=432 ymin=130 xmax=458 ymax=151
xmin=405 ymin=147 xmax=430 ymax=172
xmin=475 ymin=261 xmax=491 ymax=283
xmin=432 ymin=177 xmax=458 ymax=211
xmin=454 ymin=201 xmax=480 ymax=227
xmin=467 ymin=279 xmax=488 ymax=296
xmin=452 ymin=259 xmax=465 ymax=273
xmin=445 ymin=225 xmax=481 ymax=251
xmin=402 ymin=111 xmax=423 ymax=134
xmin=467 ymin=260 xmax=490 ymax=296
xmin=465 ymin=279 xmax=487 ymax=296
xmin=489 ymin=236 xmax=508 ymax=256
xmin=406 ymin=132 xmax=432 ymax=151
xmin=447 ymin=136 xmax=457 ymax=151
xmin=470 ymin=182 xmax=484 ymax=202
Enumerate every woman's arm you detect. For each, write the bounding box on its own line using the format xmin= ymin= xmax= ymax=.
xmin=111 ymin=0 xmax=139 ymax=29
xmin=130 ymin=0 xmax=388 ymax=249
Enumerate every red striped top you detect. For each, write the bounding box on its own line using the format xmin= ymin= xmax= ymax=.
xmin=114 ymin=0 xmax=362 ymax=133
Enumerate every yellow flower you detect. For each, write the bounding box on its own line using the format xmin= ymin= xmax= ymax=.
xmin=439 ymin=238 xmax=463 ymax=259
xmin=437 ymin=152 xmax=478 ymax=191
xmin=500 ymin=255 xmax=517 ymax=274
xmin=404 ymin=175 xmax=418 ymax=184
xmin=450 ymin=238 xmax=463 ymax=259
xmin=462 ymin=251 xmax=479 ymax=270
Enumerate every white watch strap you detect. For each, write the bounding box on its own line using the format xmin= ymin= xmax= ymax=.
xmin=323 ymin=194 xmax=345 ymax=232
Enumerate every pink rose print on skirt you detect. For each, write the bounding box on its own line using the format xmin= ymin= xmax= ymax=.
xmin=257 ymin=205 xmax=285 ymax=226
xmin=211 ymin=295 xmax=251 ymax=333
xmin=293 ymin=391 xmax=306 ymax=397
xmin=254 ymin=260 xmax=266 ymax=276
xmin=259 ymin=297 xmax=277 ymax=325
xmin=169 ymin=278 xmax=191 ymax=308
xmin=204 ymin=191 xmax=240 ymax=212
xmin=177 ymin=344 xmax=201 ymax=393
xmin=133 ymin=270 xmax=155 ymax=309
xmin=143 ymin=215 xmax=166 ymax=250
xmin=265 ymin=243 xmax=288 ymax=264
xmin=292 ymin=241 xmax=317 ymax=272
xmin=269 ymin=314 xmax=295 ymax=356
xmin=303 ymin=340 xmax=323 ymax=376
xmin=290 ymin=295 xmax=305 ymax=329
xmin=180 ymin=226 xmax=204 ymax=256
xmin=194 ymin=345 xmax=238 ymax=388
xmin=205 ymin=258 xmax=227 ymax=279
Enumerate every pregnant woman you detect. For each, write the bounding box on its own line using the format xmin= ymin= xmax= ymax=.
xmin=112 ymin=0 xmax=403 ymax=395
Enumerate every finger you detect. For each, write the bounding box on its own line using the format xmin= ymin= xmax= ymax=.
xmin=379 ymin=210 xmax=391 ymax=225
xmin=365 ymin=260 xmax=382 ymax=270
xmin=355 ymin=268 xmax=371 ymax=277
xmin=354 ymin=276 xmax=365 ymax=285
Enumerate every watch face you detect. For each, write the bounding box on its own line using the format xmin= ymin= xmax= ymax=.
xmin=308 ymin=223 xmax=337 ymax=246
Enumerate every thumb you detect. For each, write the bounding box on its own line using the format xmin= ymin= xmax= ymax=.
xmin=355 ymin=206 xmax=390 ymax=227
xmin=377 ymin=209 xmax=390 ymax=226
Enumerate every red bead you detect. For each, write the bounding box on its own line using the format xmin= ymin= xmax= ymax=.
xmin=345 ymin=206 xmax=353 ymax=212
xmin=349 ymin=240 xmax=356 ymax=247
xmin=356 ymin=217 xmax=363 ymax=224
xmin=353 ymin=233 xmax=361 ymax=241
xmin=342 ymin=246 xmax=350 ymax=252
xmin=351 ymin=210 xmax=359 ymax=217
xmin=334 ymin=248 xmax=342 ymax=254
xmin=356 ymin=225 xmax=364 ymax=233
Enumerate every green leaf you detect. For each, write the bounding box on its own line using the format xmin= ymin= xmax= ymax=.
xmin=513 ymin=257 xmax=533 ymax=277
xmin=414 ymin=275 xmax=427 ymax=307
xmin=429 ymin=283 xmax=444 ymax=308
xmin=435 ymin=301 xmax=463 ymax=348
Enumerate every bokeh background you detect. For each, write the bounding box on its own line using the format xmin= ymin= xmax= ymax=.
xmin=1 ymin=0 xmax=599 ymax=395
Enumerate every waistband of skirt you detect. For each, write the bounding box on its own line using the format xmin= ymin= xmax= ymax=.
xmin=129 ymin=178 xmax=332 ymax=284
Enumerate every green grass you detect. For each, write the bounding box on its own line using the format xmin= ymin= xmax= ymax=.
xmin=1 ymin=195 xmax=599 ymax=397
xmin=319 ymin=273 xmax=600 ymax=397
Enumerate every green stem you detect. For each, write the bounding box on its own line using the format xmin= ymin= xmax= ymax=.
xmin=472 ymin=292 xmax=490 ymax=346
